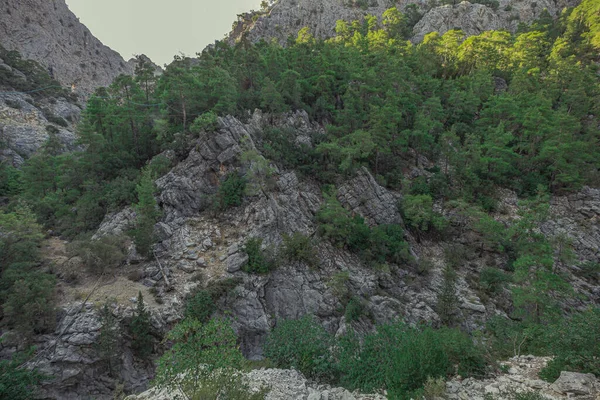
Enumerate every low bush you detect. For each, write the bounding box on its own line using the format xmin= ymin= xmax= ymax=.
xmin=317 ymin=192 xmax=409 ymax=264
xmin=540 ymin=308 xmax=600 ymax=381
xmin=338 ymin=323 xmax=486 ymax=399
xmin=0 ymin=348 xmax=46 ymax=400
xmin=400 ymin=194 xmax=447 ymax=235
xmin=344 ymin=297 xmax=364 ymax=322
xmin=67 ymin=235 xmax=127 ymax=275
xmin=190 ymin=111 xmax=219 ymax=134
xmin=215 ymin=173 xmax=246 ymax=210
xmin=281 ymin=232 xmax=318 ymax=267
xmin=185 ymin=289 xmax=216 ymax=323
xmin=242 ymin=237 xmax=276 ymax=274
xmin=480 ymin=267 xmax=512 ymax=294
xmin=264 ymin=315 xmax=337 ymax=381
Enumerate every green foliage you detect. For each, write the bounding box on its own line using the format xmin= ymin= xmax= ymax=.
xmin=132 ymin=167 xmax=161 ymax=257
xmin=480 ymin=267 xmax=512 ymax=294
xmin=154 ymin=318 xmax=246 ymax=390
xmin=0 ymin=162 xmax=22 ymax=196
xmin=0 ymin=205 xmax=44 ymax=269
xmin=436 ymin=266 xmax=459 ymax=327
xmin=242 ymin=237 xmax=276 ymax=274
xmin=185 ymin=289 xmax=216 ymax=323
xmin=67 ymin=235 xmax=127 ymax=275
xmin=130 ymin=291 xmax=153 ymax=359
xmin=264 ymin=315 xmax=337 ymax=381
xmin=96 ymin=303 xmax=121 ymax=377
xmin=0 ymin=348 xmax=46 ymax=400
xmin=190 ymin=111 xmax=219 ymax=134
xmin=317 ymin=193 xmax=409 ymax=264
xmin=281 ymin=232 xmax=318 ymax=267
xmin=344 ymin=297 xmax=364 ymax=322
xmin=337 ymin=323 xmax=486 ymax=398
xmin=3 ymin=271 xmax=56 ymax=341
xmin=0 ymin=44 xmax=70 ymax=98
xmin=400 ymin=195 xmax=447 ymax=235
xmin=216 ymin=172 xmax=247 ymax=210
xmin=539 ymin=308 xmax=600 ymax=381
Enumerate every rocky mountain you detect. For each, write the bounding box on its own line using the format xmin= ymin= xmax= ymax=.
xmin=229 ymin=0 xmax=581 ymax=45
xmin=0 ymin=0 xmax=133 ymax=94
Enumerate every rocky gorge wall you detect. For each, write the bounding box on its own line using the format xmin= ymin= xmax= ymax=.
xmin=0 ymin=0 xmax=133 ymax=94
xmin=229 ymin=0 xmax=581 ymax=45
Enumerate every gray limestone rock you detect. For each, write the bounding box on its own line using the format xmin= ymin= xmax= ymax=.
xmin=227 ymin=253 xmax=249 ymax=273
xmin=551 ymin=371 xmax=598 ymax=396
xmin=92 ymin=207 xmax=137 ymax=240
xmin=0 ymin=0 xmax=133 ymax=94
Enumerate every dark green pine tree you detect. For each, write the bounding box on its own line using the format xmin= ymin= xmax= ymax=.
xmin=130 ymin=291 xmax=153 ymax=359
xmin=96 ymin=303 xmax=121 ymax=377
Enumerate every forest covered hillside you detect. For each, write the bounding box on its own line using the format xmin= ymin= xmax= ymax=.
xmin=0 ymin=0 xmax=600 ymax=398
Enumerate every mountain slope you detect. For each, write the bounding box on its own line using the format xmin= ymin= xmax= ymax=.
xmin=229 ymin=0 xmax=581 ymax=44
xmin=0 ymin=0 xmax=132 ymax=94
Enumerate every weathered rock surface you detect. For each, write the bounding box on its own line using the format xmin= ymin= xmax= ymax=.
xmin=447 ymin=356 xmax=600 ymax=400
xmin=0 ymin=92 xmax=81 ymax=165
xmin=228 ymin=0 xmax=582 ymax=46
xmin=229 ymin=0 xmax=395 ymax=45
xmin=151 ymin=111 xmax=491 ymax=359
xmin=125 ymin=368 xmax=386 ymax=400
xmin=412 ymin=2 xmax=503 ymax=42
xmin=0 ymin=0 xmax=133 ymax=94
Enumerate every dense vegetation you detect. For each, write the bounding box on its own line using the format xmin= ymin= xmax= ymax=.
xmin=1 ymin=0 xmax=600 ymax=397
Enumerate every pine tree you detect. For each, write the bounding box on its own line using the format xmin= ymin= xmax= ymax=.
xmin=130 ymin=291 xmax=153 ymax=359
xmin=96 ymin=303 xmax=121 ymax=377
xmin=436 ymin=266 xmax=459 ymax=327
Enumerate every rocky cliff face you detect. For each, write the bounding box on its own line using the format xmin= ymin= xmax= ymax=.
xmin=229 ymin=0 xmax=581 ymax=45
xmin=412 ymin=0 xmax=580 ymax=42
xmin=0 ymin=91 xmax=81 ymax=166
xmin=28 ymin=109 xmax=600 ymax=399
xmin=0 ymin=0 xmax=133 ymax=94
xmin=140 ymin=111 xmax=598 ymax=359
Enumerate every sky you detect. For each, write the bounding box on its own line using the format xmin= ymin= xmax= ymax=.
xmin=65 ymin=0 xmax=262 ymax=66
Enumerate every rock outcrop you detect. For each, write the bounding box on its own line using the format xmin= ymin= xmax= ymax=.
xmin=0 ymin=0 xmax=133 ymax=94
xmin=447 ymin=356 xmax=600 ymax=400
xmin=228 ymin=0 xmax=581 ymax=46
xmin=412 ymin=0 xmax=579 ymax=42
xmin=125 ymin=368 xmax=386 ymax=400
xmin=0 ymin=91 xmax=81 ymax=166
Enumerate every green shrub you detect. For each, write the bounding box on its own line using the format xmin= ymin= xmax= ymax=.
xmin=540 ymin=308 xmax=600 ymax=381
xmin=67 ymin=235 xmax=127 ymax=275
xmin=155 ymin=318 xmax=247 ymax=390
xmin=185 ymin=290 xmax=216 ymax=323
xmin=480 ymin=267 xmax=512 ymax=293
xmin=344 ymin=297 xmax=364 ymax=322
xmin=0 ymin=162 xmax=22 ymax=196
xmin=242 ymin=237 xmax=276 ymax=274
xmin=368 ymin=224 xmax=410 ymax=264
xmin=317 ymin=193 xmax=409 ymax=263
xmin=400 ymin=194 xmax=447 ymax=235
xmin=216 ymin=173 xmax=247 ymax=210
xmin=337 ymin=323 xmax=486 ymax=398
xmin=0 ymin=348 xmax=46 ymax=400
xmin=130 ymin=291 xmax=153 ymax=359
xmin=264 ymin=315 xmax=337 ymax=381
xmin=3 ymin=270 xmax=56 ymax=341
xmin=281 ymin=232 xmax=318 ymax=267
xmin=190 ymin=111 xmax=219 ymax=134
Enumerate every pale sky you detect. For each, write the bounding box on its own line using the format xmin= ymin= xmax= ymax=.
xmin=65 ymin=0 xmax=262 ymax=66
